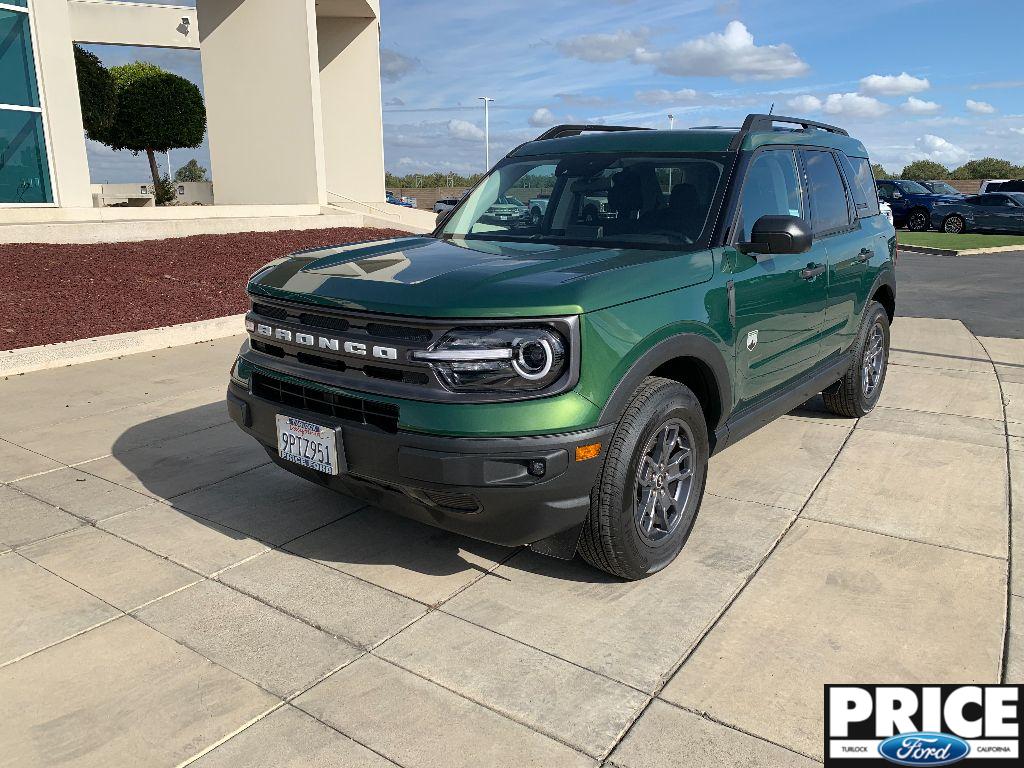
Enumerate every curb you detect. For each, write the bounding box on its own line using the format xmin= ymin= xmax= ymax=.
xmin=1 ymin=314 xmax=245 ymax=378
xmin=899 ymin=244 xmax=958 ymax=256
xmin=899 ymin=243 xmax=1024 ymax=257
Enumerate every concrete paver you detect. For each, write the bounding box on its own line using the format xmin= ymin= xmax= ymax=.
xmin=805 ymin=425 xmax=1007 ymax=557
xmin=218 ymin=549 xmax=425 ymax=649
xmin=377 ymin=610 xmax=648 ymax=758
xmin=171 ymin=464 xmax=363 ymax=545
xmin=294 ymin=655 xmax=596 ymax=768
xmin=980 ymin=335 xmax=1024 ymax=385
xmin=191 ymin=705 xmax=399 ymax=767
xmin=0 ymin=438 xmax=61 ymax=483
xmin=0 ymin=616 xmax=278 ymax=768
xmin=99 ymin=501 xmax=268 ymax=575
xmin=1007 ymin=595 xmax=1024 ymax=683
xmin=877 ymin=364 xmax=1003 ymax=422
xmin=135 ymin=580 xmax=361 ymax=698
xmin=1011 ymin=448 xmax=1024 ymax=597
xmin=889 ymin=317 xmax=992 ymax=373
xmin=706 ymin=418 xmax=852 ymax=510
xmin=13 ymin=467 xmax=155 ymax=523
xmin=18 ymin=527 xmax=199 ymax=612
xmin=608 ymin=700 xmax=818 ymax=768
xmin=285 ymin=508 xmax=510 ymax=606
xmin=661 ymin=519 xmax=1005 ymax=759
xmin=0 ymin=484 xmax=83 ymax=548
xmin=0 ymin=553 xmax=119 ymax=665
xmin=445 ymin=494 xmax=795 ymax=691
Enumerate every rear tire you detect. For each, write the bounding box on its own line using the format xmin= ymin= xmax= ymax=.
xmin=578 ymin=377 xmax=709 ymax=580
xmin=943 ymin=214 xmax=966 ymax=234
xmin=821 ymin=301 xmax=890 ymax=418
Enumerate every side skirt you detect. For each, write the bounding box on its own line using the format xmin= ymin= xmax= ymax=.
xmin=712 ymin=351 xmax=853 ymax=455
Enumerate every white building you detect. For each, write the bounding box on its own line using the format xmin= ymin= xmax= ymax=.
xmin=0 ymin=0 xmax=431 ymax=240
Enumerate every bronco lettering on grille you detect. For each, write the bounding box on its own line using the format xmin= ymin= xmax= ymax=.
xmin=246 ymin=320 xmax=399 ymax=361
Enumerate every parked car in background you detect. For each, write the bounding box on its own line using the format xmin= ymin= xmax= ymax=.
xmin=919 ymin=181 xmax=964 ymax=197
xmin=433 ymin=198 xmax=460 ymax=214
xmin=528 ymin=194 xmax=550 ymax=224
xmin=875 ymin=178 xmax=961 ymax=231
xmin=979 ymin=179 xmax=1024 ymax=194
xmin=480 ymin=194 xmax=528 ymax=225
xmin=931 ymin=192 xmax=1024 ymax=233
xmin=385 ymin=191 xmax=414 ymax=208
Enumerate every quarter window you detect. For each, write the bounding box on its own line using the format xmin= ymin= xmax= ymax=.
xmin=803 ymin=150 xmax=851 ymax=234
xmin=736 ymin=150 xmax=804 ymax=241
xmin=840 ymin=154 xmax=880 ymax=217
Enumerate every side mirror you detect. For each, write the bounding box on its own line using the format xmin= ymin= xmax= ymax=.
xmin=892 ymin=190 xmax=903 ymax=199
xmin=739 ymin=215 xmax=813 ymax=256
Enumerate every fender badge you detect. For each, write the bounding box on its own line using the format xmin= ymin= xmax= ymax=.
xmin=746 ymin=330 xmax=759 ymax=351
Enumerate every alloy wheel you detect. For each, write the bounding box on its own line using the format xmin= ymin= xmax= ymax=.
xmin=861 ymin=320 xmax=886 ymax=398
xmin=634 ymin=419 xmax=695 ymax=543
xmin=908 ymin=211 xmax=928 ymax=231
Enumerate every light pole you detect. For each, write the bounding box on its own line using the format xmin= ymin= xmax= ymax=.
xmin=668 ymin=114 xmax=675 ymax=130
xmin=478 ymin=96 xmax=494 ymax=171
xmin=165 ymin=150 xmax=173 ymax=180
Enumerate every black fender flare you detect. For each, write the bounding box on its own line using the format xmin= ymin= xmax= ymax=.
xmin=597 ymin=332 xmax=732 ymax=434
xmin=867 ymin=267 xmax=897 ymax=320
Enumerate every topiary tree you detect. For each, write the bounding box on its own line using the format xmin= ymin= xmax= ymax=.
xmin=93 ymin=62 xmax=206 ymax=201
xmin=871 ymin=163 xmax=892 ymax=180
xmin=73 ymin=44 xmax=117 ymax=140
xmin=900 ymin=160 xmax=950 ymax=181
xmin=174 ymin=158 xmax=208 ymax=183
xmin=951 ymin=157 xmax=1024 ymax=180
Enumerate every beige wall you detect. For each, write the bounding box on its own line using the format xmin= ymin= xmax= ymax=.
xmin=198 ymin=0 xmax=327 ymax=206
xmin=318 ymin=15 xmax=385 ymax=204
xmin=68 ymin=1 xmax=198 ymax=49
xmin=32 ymin=0 xmax=92 ymax=207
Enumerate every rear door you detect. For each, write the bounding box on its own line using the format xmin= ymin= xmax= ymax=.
xmin=730 ymin=148 xmax=828 ymax=409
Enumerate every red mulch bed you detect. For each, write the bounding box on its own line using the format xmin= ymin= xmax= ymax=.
xmin=0 ymin=227 xmax=406 ymax=351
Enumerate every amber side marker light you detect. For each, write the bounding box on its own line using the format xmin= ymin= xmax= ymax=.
xmin=575 ymin=443 xmax=602 ymax=461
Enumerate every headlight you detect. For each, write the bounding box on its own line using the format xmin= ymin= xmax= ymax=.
xmin=412 ymin=327 xmax=568 ymax=393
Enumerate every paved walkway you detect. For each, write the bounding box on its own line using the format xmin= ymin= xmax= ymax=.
xmin=1 ymin=317 xmax=1020 ymax=767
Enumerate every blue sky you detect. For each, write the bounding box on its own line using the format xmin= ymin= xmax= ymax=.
xmin=84 ymin=0 xmax=1024 ymax=182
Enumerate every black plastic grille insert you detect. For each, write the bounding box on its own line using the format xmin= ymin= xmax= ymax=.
xmin=252 ymin=372 xmax=399 ymax=433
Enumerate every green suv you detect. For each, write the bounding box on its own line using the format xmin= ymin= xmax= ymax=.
xmin=228 ymin=114 xmax=896 ymax=580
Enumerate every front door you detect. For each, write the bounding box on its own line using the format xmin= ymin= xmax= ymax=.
xmin=730 ymin=149 xmax=828 ymax=410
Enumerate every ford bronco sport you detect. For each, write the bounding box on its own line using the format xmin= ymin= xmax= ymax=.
xmin=228 ymin=114 xmax=897 ymax=580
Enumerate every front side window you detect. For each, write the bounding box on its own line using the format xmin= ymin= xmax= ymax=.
xmin=736 ymin=149 xmax=804 ymax=241
xmin=0 ymin=4 xmax=51 ymax=204
xmin=441 ymin=152 xmax=730 ymax=250
xmin=802 ymin=150 xmax=851 ymax=234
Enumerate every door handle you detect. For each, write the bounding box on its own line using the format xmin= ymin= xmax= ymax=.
xmin=800 ymin=263 xmax=826 ymax=280
xmin=857 ymin=248 xmax=872 ymax=263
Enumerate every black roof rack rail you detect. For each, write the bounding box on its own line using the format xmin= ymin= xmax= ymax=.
xmin=727 ymin=113 xmax=849 ymax=151
xmin=532 ymin=124 xmax=649 ymax=142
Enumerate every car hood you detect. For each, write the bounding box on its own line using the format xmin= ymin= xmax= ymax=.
xmin=247 ymin=236 xmax=714 ymax=318
xmin=910 ymin=193 xmax=961 ymax=204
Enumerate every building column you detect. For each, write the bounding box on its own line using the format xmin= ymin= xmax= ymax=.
xmin=317 ymin=12 xmax=385 ymax=205
xmin=197 ymin=0 xmax=326 ymax=206
xmin=32 ymin=0 xmax=92 ymax=208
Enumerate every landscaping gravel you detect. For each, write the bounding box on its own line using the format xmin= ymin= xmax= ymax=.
xmin=0 ymin=227 xmax=406 ymax=350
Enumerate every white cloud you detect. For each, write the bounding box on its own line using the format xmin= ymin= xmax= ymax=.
xmin=380 ymin=48 xmax=419 ymax=83
xmin=528 ymin=107 xmax=556 ymax=127
xmin=822 ymin=92 xmax=890 ymax=118
xmin=447 ymin=119 xmax=484 ymax=141
xmin=902 ymin=97 xmax=941 ymax=115
xmin=635 ymin=21 xmax=808 ymax=81
xmin=557 ymin=28 xmax=650 ymax=63
xmin=635 ymin=88 xmax=699 ymax=105
xmin=966 ymin=99 xmax=996 ymax=114
xmin=913 ymin=134 xmax=969 ymax=165
xmin=859 ymin=72 xmax=930 ymax=96
xmin=787 ymin=94 xmax=822 ymax=112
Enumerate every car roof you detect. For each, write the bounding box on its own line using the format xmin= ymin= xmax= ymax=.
xmin=511 ymin=120 xmax=869 ymax=160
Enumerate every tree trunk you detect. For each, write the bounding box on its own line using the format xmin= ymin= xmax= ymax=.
xmin=145 ymin=147 xmax=161 ymax=201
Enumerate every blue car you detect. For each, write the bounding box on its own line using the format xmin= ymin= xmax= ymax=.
xmin=875 ymin=179 xmax=961 ymax=231
xmin=385 ymin=191 xmax=414 ymax=208
xmin=931 ymin=191 xmax=1024 ymax=234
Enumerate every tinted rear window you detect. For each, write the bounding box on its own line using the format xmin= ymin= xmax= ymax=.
xmin=839 ymin=154 xmax=881 ymax=218
xmin=802 ymin=150 xmax=851 ymax=234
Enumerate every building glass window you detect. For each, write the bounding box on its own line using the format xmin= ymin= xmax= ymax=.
xmin=0 ymin=2 xmax=52 ymax=204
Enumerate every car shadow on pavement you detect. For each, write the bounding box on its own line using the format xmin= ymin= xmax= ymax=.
xmin=110 ymin=402 xmax=615 ymax=585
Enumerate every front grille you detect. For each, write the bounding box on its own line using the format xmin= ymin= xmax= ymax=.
xmin=299 ymin=312 xmax=350 ymax=332
xmin=253 ymin=303 xmax=288 ymax=321
xmin=252 ymin=372 xmax=400 ymax=433
xmin=365 ymin=322 xmax=432 ymax=343
xmin=421 ymin=489 xmax=480 ymax=513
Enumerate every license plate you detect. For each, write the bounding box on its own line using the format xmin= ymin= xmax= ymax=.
xmin=275 ymin=415 xmax=345 ymax=476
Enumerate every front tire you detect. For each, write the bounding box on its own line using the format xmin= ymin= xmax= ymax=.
xmin=821 ymin=301 xmax=890 ymax=418
xmin=943 ymin=214 xmax=966 ymax=234
xmin=578 ymin=377 xmax=709 ymax=580
xmin=907 ymin=208 xmax=930 ymax=231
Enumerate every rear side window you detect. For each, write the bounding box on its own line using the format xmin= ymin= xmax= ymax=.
xmin=839 ymin=154 xmax=880 ymax=218
xmin=736 ymin=149 xmax=804 ymax=241
xmin=802 ymin=150 xmax=852 ymax=234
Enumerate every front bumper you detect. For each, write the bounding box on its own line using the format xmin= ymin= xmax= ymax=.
xmin=227 ymin=381 xmax=613 ymax=548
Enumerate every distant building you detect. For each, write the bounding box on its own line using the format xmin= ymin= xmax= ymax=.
xmin=1 ymin=0 xmax=388 ymax=218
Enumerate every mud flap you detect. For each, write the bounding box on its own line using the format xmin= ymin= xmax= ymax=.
xmin=528 ymin=521 xmax=585 ymax=560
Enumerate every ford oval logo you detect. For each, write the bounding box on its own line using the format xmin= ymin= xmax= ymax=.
xmin=878 ymin=733 xmax=970 ymax=766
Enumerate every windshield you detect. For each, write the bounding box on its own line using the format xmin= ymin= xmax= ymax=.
xmin=440 ymin=152 xmax=731 ymax=250
xmin=897 ymin=180 xmax=930 ymax=194
xmin=928 ymin=182 xmax=960 ymax=195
